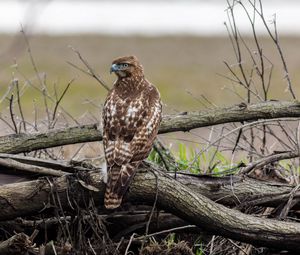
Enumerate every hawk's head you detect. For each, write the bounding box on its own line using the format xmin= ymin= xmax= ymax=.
xmin=110 ymin=55 xmax=144 ymax=79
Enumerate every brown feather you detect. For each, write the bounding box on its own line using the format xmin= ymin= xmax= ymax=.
xmin=103 ymin=55 xmax=162 ymax=209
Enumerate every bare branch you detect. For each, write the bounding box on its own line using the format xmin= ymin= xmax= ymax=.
xmin=1 ymin=101 xmax=300 ymax=154
xmin=68 ymin=45 xmax=110 ymax=91
xmin=8 ymin=94 xmax=18 ymax=134
xmin=51 ymin=78 xmax=75 ymax=128
xmin=14 ymin=79 xmax=27 ymax=132
xmin=239 ymin=151 xmax=299 ymax=174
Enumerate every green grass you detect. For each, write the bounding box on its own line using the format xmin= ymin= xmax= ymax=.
xmin=195 ymin=246 xmax=205 ymax=255
xmin=148 ymin=143 xmax=240 ymax=175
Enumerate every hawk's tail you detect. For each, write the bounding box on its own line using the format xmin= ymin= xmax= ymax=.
xmin=104 ymin=163 xmax=138 ymax=209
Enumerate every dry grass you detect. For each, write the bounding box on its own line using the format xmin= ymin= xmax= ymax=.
xmin=0 ymin=34 xmax=300 ymax=119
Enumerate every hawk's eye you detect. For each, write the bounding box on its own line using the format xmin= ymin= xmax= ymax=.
xmin=123 ymin=63 xmax=128 ymax=68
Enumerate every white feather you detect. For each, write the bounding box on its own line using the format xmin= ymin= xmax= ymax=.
xmin=100 ymin=160 xmax=108 ymax=183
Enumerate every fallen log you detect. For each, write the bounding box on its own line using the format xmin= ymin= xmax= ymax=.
xmin=0 ymin=166 xmax=300 ymax=251
xmin=0 ymin=156 xmax=297 ymax=209
xmin=0 ymin=233 xmax=33 ymax=255
xmin=0 ymin=100 xmax=300 ymax=154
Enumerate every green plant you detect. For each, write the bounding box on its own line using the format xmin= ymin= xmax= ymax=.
xmin=148 ymin=148 xmax=163 ymax=165
xmin=148 ymin=142 xmax=241 ymax=176
xmin=195 ymin=246 xmax=205 ymax=255
xmin=166 ymin=233 xmax=176 ymax=248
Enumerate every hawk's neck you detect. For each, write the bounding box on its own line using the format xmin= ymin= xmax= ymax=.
xmin=115 ymin=76 xmax=148 ymax=97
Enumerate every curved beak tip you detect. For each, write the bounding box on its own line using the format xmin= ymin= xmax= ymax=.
xmin=110 ymin=64 xmax=118 ymax=74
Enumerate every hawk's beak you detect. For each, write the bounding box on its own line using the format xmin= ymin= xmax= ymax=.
xmin=110 ymin=64 xmax=118 ymax=74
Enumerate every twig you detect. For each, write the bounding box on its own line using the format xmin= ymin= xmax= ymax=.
xmin=279 ymin=184 xmax=300 ymax=220
xmin=14 ymin=63 xmax=80 ymax=125
xmin=239 ymin=151 xmax=299 ymax=175
xmin=227 ymin=239 xmax=248 ymax=255
xmin=125 ymin=233 xmax=136 ymax=255
xmin=14 ymin=79 xmax=26 ymax=132
xmin=21 ymin=26 xmax=43 ymax=87
xmin=9 ymin=94 xmax=18 ymax=134
xmin=41 ymin=73 xmax=51 ymax=128
xmin=87 ymin=239 xmax=97 ymax=255
xmin=114 ymin=237 xmax=124 ymax=255
xmin=189 ymin=117 xmax=300 ymax=169
xmin=137 ymin=225 xmax=197 ymax=240
xmin=0 ymin=114 xmax=15 ymax=132
xmin=68 ymin=45 xmax=110 ymax=91
xmin=51 ymin=78 xmax=75 ymax=128
xmin=248 ymin=0 xmax=296 ymax=99
xmin=141 ymin=169 xmax=159 ymax=249
xmin=153 ymin=141 xmax=170 ymax=172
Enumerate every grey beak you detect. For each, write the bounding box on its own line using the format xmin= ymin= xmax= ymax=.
xmin=110 ymin=64 xmax=118 ymax=73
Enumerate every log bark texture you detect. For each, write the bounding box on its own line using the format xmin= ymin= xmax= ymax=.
xmin=0 ymin=100 xmax=299 ymax=154
xmin=0 ymin=167 xmax=300 ymax=251
xmin=0 ymin=233 xmax=32 ymax=255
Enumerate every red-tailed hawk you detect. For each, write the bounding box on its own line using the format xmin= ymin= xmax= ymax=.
xmin=102 ymin=55 xmax=162 ymax=209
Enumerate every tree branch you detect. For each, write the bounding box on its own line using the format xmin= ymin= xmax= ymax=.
xmin=0 ymin=233 xmax=34 ymax=255
xmin=0 ymin=101 xmax=300 ymax=154
xmin=239 ymin=151 xmax=299 ymax=174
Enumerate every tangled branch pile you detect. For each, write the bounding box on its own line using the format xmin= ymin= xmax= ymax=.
xmin=0 ymin=0 xmax=300 ymax=254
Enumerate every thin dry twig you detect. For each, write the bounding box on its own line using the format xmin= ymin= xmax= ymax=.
xmin=124 ymin=233 xmax=136 ymax=255
xmin=239 ymin=151 xmax=299 ymax=175
xmin=248 ymin=0 xmax=296 ymax=99
xmin=136 ymin=225 xmax=197 ymax=240
xmin=141 ymin=169 xmax=159 ymax=249
xmin=189 ymin=118 xmax=300 ymax=169
xmin=68 ymin=45 xmax=110 ymax=91
xmin=51 ymin=78 xmax=75 ymax=128
xmin=14 ymin=79 xmax=27 ymax=132
xmin=8 ymin=94 xmax=18 ymax=134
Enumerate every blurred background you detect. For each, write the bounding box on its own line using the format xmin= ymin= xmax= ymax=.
xmin=0 ymin=0 xmax=300 ymax=158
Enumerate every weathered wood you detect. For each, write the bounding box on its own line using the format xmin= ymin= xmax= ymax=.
xmin=0 ymin=157 xmax=297 ymax=209
xmin=0 ymin=100 xmax=300 ymax=154
xmin=0 ymin=153 xmax=88 ymax=173
xmin=130 ymin=170 xmax=300 ymax=251
xmin=239 ymin=151 xmax=299 ymax=174
xmin=0 ymin=124 xmax=99 ymax=154
xmin=174 ymin=172 xmax=298 ymax=208
xmin=0 ymin=158 xmax=68 ymax=177
xmin=0 ymin=233 xmax=32 ymax=255
xmin=0 ymin=167 xmax=300 ymax=250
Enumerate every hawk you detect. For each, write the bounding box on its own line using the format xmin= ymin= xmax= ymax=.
xmin=102 ymin=55 xmax=162 ymax=209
